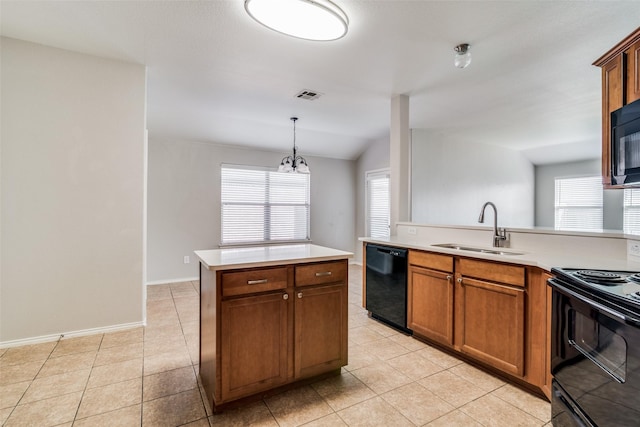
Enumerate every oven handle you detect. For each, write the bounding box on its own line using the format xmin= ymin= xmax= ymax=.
xmin=549 ymin=280 xmax=640 ymax=327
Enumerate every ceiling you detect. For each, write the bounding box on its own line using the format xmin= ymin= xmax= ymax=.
xmin=1 ymin=1 xmax=638 ymax=165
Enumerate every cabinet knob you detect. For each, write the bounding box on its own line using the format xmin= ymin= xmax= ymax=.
xmin=446 ymin=275 xmax=452 ymax=281
xmin=283 ymin=293 xmax=289 ymax=300
xmin=457 ymin=278 xmax=463 ymax=284
xmin=297 ymin=292 xmax=303 ymax=299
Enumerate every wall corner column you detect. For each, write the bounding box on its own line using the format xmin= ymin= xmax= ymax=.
xmin=390 ymin=94 xmax=410 ymax=235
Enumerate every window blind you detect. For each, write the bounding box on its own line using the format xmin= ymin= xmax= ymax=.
xmin=624 ymin=188 xmax=640 ymax=234
xmin=366 ymin=170 xmax=390 ymax=238
xmin=221 ymin=165 xmax=310 ymax=245
xmin=554 ymin=176 xmax=603 ymax=231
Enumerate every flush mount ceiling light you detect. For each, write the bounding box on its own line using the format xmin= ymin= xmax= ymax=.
xmin=278 ymin=117 xmax=310 ymax=173
xmin=244 ymin=0 xmax=349 ymax=41
xmin=454 ymin=43 xmax=472 ymax=69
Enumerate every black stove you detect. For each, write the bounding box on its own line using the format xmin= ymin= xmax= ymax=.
xmin=551 ymin=267 xmax=640 ymax=316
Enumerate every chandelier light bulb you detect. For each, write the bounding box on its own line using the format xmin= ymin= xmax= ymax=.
xmin=454 ymin=43 xmax=472 ymax=69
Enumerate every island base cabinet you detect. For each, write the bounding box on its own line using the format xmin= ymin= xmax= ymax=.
xmin=295 ymin=283 xmax=347 ymax=379
xmin=408 ymin=266 xmax=454 ymax=346
xmin=199 ymin=259 xmax=349 ymax=412
xmin=221 ymin=292 xmax=291 ymax=401
xmin=455 ymin=276 xmax=525 ymax=376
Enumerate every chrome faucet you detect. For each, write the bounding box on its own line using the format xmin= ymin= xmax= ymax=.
xmin=478 ymin=201 xmax=507 ymax=248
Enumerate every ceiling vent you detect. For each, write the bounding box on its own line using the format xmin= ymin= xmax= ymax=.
xmin=295 ymin=89 xmax=323 ymax=101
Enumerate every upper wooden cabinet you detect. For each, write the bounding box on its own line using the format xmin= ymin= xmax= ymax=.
xmin=594 ymin=27 xmax=640 ymax=188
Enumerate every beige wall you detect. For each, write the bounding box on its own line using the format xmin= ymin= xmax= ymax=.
xmin=1 ymin=38 xmax=146 ymax=344
xmin=146 ymin=137 xmax=357 ymax=283
xmin=411 ymin=129 xmax=535 ymax=228
xmin=355 ymin=137 xmax=390 ymax=262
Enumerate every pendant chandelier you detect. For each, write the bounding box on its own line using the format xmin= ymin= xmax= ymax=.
xmin=278 ymin=117 xmax=310 ymax=173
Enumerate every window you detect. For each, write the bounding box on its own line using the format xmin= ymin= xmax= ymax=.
xmin=554 ymin=176 xmax=603 ymax=231
xmin=366 ymin=169 xmax=390 ymax=238
xmin=624 ymin=188 xmax=640 ymax=234
xmin=221 ymin=164 xmax=310 ymax=245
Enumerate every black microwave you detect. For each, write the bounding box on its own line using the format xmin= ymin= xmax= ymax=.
xmin=612 ymin=97 xmax=640 ymax=186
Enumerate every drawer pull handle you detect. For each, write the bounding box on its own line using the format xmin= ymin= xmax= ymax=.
xmin=247 ymin=279 xmax=268 ymax=285
xmin=315 ymin=271 xmax=332 ymax=277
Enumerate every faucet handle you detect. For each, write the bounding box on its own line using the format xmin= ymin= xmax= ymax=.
xmin=494 ymin=228 xmax=508 ymax=247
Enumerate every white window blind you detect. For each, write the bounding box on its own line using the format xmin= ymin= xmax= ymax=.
xmin=554 ymin=176 xmax=603 ymax=231
xmin=624 ymin=188 xmax=640 ymax=234
xmin=221 ymin=165 xmax=310 ymax=245
xmin=366 ymin=170 xmax=390 ymax=238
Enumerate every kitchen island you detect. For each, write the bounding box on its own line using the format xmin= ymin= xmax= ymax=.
xmin=194 ymin=244 xmax=353 ymax=412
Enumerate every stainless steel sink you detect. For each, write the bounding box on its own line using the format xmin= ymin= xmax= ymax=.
xmin=431 ymin=243 xmax=525 ymax=256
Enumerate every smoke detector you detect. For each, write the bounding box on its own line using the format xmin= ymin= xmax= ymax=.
xmin=295 ymin=89 xmax=323 ymax=100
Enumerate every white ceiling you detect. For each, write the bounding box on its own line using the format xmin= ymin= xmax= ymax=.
xmin=1 ymin=1 xmax=638 ymax=164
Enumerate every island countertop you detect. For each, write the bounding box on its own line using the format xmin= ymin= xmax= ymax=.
xmin=194 ymin=243 xmax=353 ymax=271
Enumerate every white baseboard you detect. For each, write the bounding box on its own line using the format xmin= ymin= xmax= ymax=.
xmin=146 ymin=277 xmax=199 ymax=286
xmin=0 ymin=321 xmax=145 ymax=349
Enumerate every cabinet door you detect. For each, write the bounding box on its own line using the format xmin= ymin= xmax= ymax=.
xmin=602 ymin=55 xmax=624 ymax=186
xmin=294 ymin=283 xmax=347 ymax=379
xmin=455 ymin=275 xmax=525 ymax=376
xmin=626 ymin=39 xmax=640 ymax=104
xmin=221 ymin=291 xmax=291 ymax=401
xmin=408 ymin=266 xmax=454 ymax=346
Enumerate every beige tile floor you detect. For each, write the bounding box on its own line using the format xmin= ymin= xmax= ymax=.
xmin=0 ymin=264 xmax=551 ymax=426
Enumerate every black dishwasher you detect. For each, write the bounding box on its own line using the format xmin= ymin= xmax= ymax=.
xmin=365 ymin=244 xmax=411 ymax=333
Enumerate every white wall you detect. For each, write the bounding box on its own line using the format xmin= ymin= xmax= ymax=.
xmin=411 ymin=129 xmax=535 ymax=227
xmin=535 ymin=159 xmax=623 ymax=229
xmin=354 ymin=137 xmax=390 ymax=262
xmin=147 ymin=137 xmax=356 ymax=283
xmin=1 ymin=38 xmax=146 ymax=344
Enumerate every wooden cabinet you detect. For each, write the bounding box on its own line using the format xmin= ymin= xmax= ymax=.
xmin=221 ymin=291 xmax=291 ymax=400
xmin=405 ymin=250 xmax=553 ymax=398
xmin=408 ymin=251 xmax=454 ymax=346
xmin=594 ymin=26 xmax=640 ymax=187
xmin=626 ymin=39 xmax=640 ymax=104
xmin=455 ymin=274 xmax=525 ymax=376
xmin=543 ymin=272 xmax=554 ymax=399
xmin=294 ymin=282 xmax=347 ymax=379
xmin=200 ymin=259 xmax=348 ymax=411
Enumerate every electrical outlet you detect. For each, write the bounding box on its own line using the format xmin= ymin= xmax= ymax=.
xmin=629 ymin=241 xmax=640 ymax=258
xmin=183 ymin=256 xmax=190 ymax=264
xmin=407 ymin=227 xmax=417 ymax=235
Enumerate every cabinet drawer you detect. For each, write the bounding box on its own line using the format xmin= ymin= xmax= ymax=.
xmin=409 ymin=250 xmax=453 ymax=273
xmin=222 ymin=267 xmax=289 ymax=297
xmin=295 ymin=261 xmax=347 ymax=287
xmin=458 ymin=258 xmax=525 ymax=287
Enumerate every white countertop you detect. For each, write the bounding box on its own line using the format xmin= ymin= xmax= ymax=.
xmin=360 ymin=236 xmax=640 ymax=272
xmin=194 ymin=244 xmax=353 ymax=271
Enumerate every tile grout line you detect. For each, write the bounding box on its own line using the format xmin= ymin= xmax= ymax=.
xmin=70 ymin=333 xmax=103 ymax=425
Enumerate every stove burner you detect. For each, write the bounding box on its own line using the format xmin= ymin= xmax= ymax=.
xmin=575 ymin=270 xmax=627 ymax=285
xmin=628 ymin=274 xmax=640 ymax=284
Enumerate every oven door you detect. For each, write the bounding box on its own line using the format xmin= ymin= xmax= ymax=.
xmin=550 ymin=279 xmax=640 ymax=427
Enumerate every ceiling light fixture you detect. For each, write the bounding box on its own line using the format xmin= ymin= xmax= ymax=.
xmin=278 ymin=117 xmax=310 ymax=173
xmin=454 ymin=43 xmax=472 ymax=69
xmin=244 ymin=0 xmax=349 ymax=41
